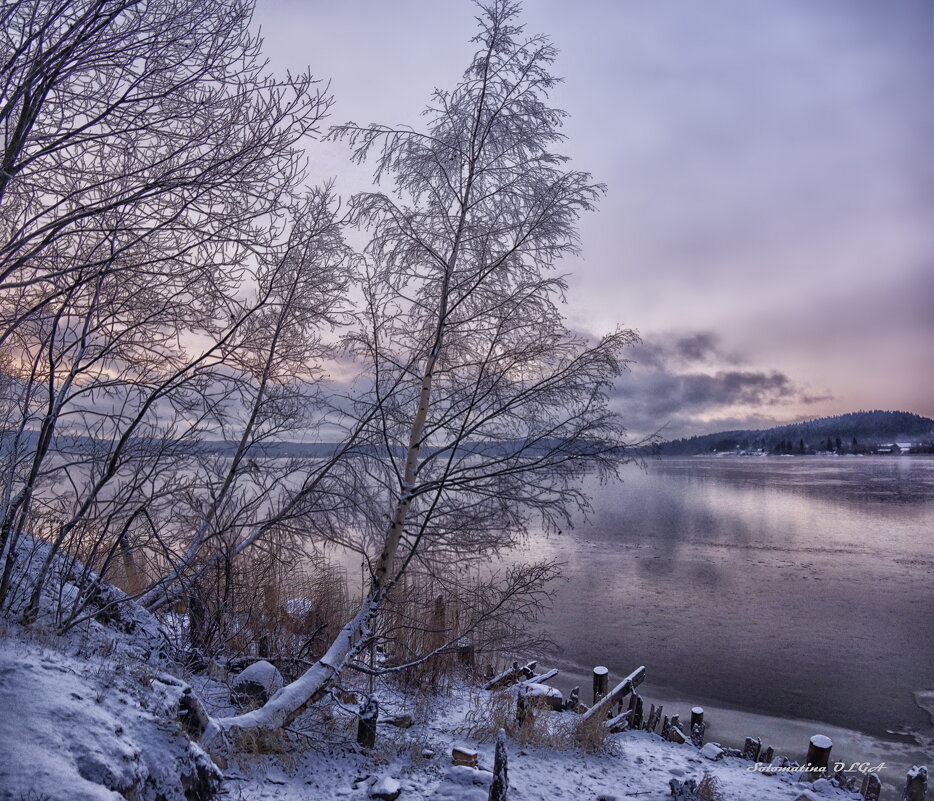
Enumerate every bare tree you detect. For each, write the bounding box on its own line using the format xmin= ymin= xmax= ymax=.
xmin=0 ymin=0 xmax=338 ymax=615
xmin=205 ymin=0 xmax=638 ymax=745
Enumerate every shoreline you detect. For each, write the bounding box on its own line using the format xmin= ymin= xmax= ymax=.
xmin=540 ymin=655 xmax=932 ymax=793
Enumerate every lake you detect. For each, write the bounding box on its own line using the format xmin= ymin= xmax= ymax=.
xmin=514 ymin=456 xmax=934 ymax=787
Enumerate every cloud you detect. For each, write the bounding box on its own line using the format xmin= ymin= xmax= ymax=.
xmin=611 ymin=330 xmax=831 ymax=439
xmin=674 ymin=332 xmax=720 ymax=363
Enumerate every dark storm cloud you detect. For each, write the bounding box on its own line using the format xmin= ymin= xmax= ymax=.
xmin=610 ymin=331 xmax=830 ymax=439
xmin=674 ymin=332 xmax=719 ymax=364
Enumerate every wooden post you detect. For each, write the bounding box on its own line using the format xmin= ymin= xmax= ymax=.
xmin=592 ymin=666 xmax=609 ymax=704
xmin=356 ymin=696 xmax=378 ymax=748
xmin=805 ymin=735 xmax=832 ymax=772
xmin=631 ymin=693 xmax=644 ymax=730
xmin=645 ymin=703 xmax=662 ymax=733
xmin=742 ymin=736 xmax=761 ymax=761
xmin=904 ymin=765 xmax=927 ymax=801
xmin=564 ymin=686 xmax=580 ymax=712
xmin=690 ymin=707 xmax=704 ymax=728
xmin=861 ymin=772 xmax=882 ymax=801
xmin=582 ymin=666 xmax=646 ymax=723
xmin=488 ymin=729 xmax=509 ymax=801
xmin=516 ymin=686 xmax=529 ymax=727
xmin=457 ymin=638 xmax=475 ymax=668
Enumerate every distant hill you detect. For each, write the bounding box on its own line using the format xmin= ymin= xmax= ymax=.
xmin=660 ymin=411 xmax=934 ymax=456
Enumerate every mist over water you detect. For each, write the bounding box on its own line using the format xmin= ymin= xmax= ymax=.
xmin=514 ymin=456 xmax=934 ymax=767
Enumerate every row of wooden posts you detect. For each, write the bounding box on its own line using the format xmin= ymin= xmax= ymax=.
xmin=353 ymin=659 xmax=927 ymax=801
xmin=591 ymin=665 xmax=925 ymax=801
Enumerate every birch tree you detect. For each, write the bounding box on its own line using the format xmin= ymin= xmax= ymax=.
xmin=206 ymin=0 xmax=638 ymax=745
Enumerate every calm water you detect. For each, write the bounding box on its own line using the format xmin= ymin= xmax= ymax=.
xmin=515 ymin=456 xmax=934 ymax=778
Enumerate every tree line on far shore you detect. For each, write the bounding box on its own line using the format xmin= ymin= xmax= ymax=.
xmin=660 ymin=410 xmax=934 ymax=455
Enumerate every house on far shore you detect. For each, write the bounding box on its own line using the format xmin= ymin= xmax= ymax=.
xmin=877 ymin=442 xmax=915 ymax=454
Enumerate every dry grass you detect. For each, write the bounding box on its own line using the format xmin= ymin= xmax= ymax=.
xmin=571 ymin=710 xmax=613 ymax=754
xmin=458 ymin=687 xmax=614 ymax=753
xmin=229 ymin=727 xmax=298 ymax=768
xmin=697 ymin=771 xmax=724 ymax=801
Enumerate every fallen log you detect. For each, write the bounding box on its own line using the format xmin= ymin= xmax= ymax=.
xmin=605 ymin=708 xmax=634 ymax=733
xmin=667 ymin=725 xmax=687 ymax=744
xmin=485 ymin=660 xmax=537 ymax=691
xmin=581 ymin=665 xmax=646 ymax=723
xmin=524 ymin=668 xmax=558 ymax=685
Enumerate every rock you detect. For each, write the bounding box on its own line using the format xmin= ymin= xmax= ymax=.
xmin=384 ymin=713 xmax=414 ymax=728
xmin=444 ymin=765 xmax=491 ymax=787
xmin=669 ymin=778 xmax=701 ymax=800
xmin=811 ymin=778 xmax=832 ymax=793
xmin=180 ymin=742 xmax=223 ymax=801
xmin=700 ymin=742 xmax=724 ymax=761
xmin=230 ymin=660 xmax=282 ymax=708
xmin=520 ymin=681 xmax=564 ymax=710
xmin=178 ymin=688 xmax=210 ymax=740
xmin=370 ymin=776 xmax=401 ymax=800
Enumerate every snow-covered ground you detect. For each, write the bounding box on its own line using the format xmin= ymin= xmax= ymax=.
xmin=0 ymin=545 xmax=917 ymax=801
xmin=0 ymin=615 xmax=883 ymax=801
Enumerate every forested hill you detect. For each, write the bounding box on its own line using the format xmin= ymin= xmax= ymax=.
xmin=660 ymin=411 xmax=934 ymax=455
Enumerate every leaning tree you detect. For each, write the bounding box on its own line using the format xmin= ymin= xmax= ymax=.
xmin=205 ymin=0 xmax=639 ymax=745
xmin=0 ymin=0 xmax=341 ymax=618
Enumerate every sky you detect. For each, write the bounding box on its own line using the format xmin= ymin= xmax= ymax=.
xmin=253 ymin=0 xmax=934 ymax=440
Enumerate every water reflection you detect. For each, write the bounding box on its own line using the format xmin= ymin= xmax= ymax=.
xmin=515 ymin=456 xmax=934 ymax=743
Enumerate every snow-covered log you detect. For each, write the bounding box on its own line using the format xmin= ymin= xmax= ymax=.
xmin=604 ymin=708 xmax=633 ymax=732
xmin=667 ymin=725 xmax=687 ymax=744
xmin=485 ymin=660 xmax=537 ymax=691
xmin=581 ymin=665 xmax=645 ymax=723
xmin=520 ymin=682 xmax=564 ymax=711
xmin=201 ymin=594 xmax=377 ymax=751
xmin=524 ymin=668 xmax=558 ymax=685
